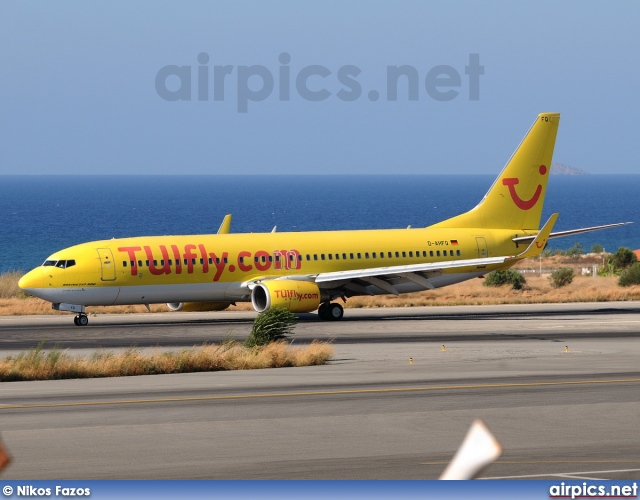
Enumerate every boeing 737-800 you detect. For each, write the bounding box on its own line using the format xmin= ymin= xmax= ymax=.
xmin=18 ymin=113 xmax=629 ymax=325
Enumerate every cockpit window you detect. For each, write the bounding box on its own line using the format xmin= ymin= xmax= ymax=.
xmin=42 ymin=259 xmax=76 ymax=269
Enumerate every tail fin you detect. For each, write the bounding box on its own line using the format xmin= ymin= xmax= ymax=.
xmin=433 ymin=112 xmax=560 ymax=230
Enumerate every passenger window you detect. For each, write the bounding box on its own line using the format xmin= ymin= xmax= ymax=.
xmin=138 ymin=260 xmax=143 ymax=267
xmin=306 ymin=255 xmax=310 ymax=261
xmin=321 ymin=254 xmax=325 ymax=260
xmin=131 ymin=260 xmax=135 ymax=267
xmin=350 ymin=253 xmax=354 ymax=259
xmin=328 ymin=254 xmax=333 ymax=260
xmin=395 ymin=252 xmax=399 ymax=258
xmin=168 ymin=260 xmax=173 ymax=265
xmin=342 ymin=253 xmax=347 ymax=260
xmin=372 ymin=252 xmax=376 ymax=258
xmin=208 ymin=258 xmax=213 ymax=265
xmin=154 ymin=260 xmax=158 ymax=266
xmin=123 ymin=261 xmax=127 ymax=267
xmin=223 ymin=257 xmax=228 ymax=264
xmin=402 ymin=252 xmax=406 ymax=258
xmin=430 ymin=251 xmax=434 ymax=257
xmin=269 ymin=256 xmax=273 ymax=262
xmin=146 ymin=260 xmax=150 ymax=266
xmin=409 ymin=251 xmax=413 ymax=257
xmin=456 ymin=250 xmax=461 ymax=256
xmin=437 ymin=251 xmax=440 ymax=257
xmin=335 ymin=254 xmax=339 ymax=260
xmin=380 ymin=252 xmax=384 ymax=259
xmin=314 ymin=254 xmax=318 ymax=261
xmin=357 ymin=253 xmax=361 ymax=259
xmin=365 ymin=253 xmax=369 ymax=259
xmin=388 ymin=252 xmax=392 ymax=258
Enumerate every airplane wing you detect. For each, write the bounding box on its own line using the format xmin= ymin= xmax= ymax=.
xmin=304 ymin=214 xmax=558 ymax=295
xmin=512 ymin=222 xmax=631 ymax=245
xmin=217 ymin=214 xmax=232 ymax=234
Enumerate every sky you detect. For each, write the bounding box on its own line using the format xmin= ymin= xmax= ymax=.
xmin=1 ymin=1 xmax=639 ymax=175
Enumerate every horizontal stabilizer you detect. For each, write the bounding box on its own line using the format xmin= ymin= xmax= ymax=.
xmin=513 ymin=221 xmax=632 ymax=245
xmin=511 ymin=213 xmax=558 ymax=260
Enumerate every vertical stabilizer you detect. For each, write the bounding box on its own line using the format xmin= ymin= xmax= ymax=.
xmin=432 ymin=113 xmax=560 ymax=230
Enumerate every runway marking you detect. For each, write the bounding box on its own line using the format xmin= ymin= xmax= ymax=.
xmin=482 ymin=468 xmax=640 ymax=479
xmin=2 ymin=377 xmax=640 ymax=410
xmin=421 ymin=460 xmax=640 ymax=465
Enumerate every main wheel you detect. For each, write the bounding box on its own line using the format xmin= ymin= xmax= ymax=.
xmin=317 ymin=302 xmax=330 ymax=321
xmin=73 ymin=316 xmax=80 ymax=326
xmin=327 ymin=303 xmax=344 ymax=321
xmin=78 ymin=315 xmax=89 ymax=326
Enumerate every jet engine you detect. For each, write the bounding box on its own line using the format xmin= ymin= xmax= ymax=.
xmin=251 ymin=280 xmax=329 ymax=313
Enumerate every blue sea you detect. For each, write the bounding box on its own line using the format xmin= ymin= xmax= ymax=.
xmin=1 ymin=175 xmax=638 ymax=274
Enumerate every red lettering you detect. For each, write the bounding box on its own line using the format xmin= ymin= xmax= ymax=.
xmin=208 ymin=252 xmax=228 ymax=281
xmin=118 ymin=246 xmax=141 ymax=276
xmin=274 ymin=250 xmax=287 ymax=270
xmin=183 ymin=244 xmax=198 ymax=274
xmin=286 ymin=249 xmax=301 ymax=270
xmin=238 ymin=250 xmax=252 ymax=272
xmin=171 ymin=245 xmax=182 ymax=274
xmin=143 ymin=245 xmax=171 ymax=275
xmin=198 ymin=244 xmax=209 ymax=273
xmin=254 ymin=250 xmax=271 ymax=272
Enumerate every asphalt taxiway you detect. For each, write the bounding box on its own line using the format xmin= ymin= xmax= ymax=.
xmin=1 ymin=302 xmax=640 ymax=480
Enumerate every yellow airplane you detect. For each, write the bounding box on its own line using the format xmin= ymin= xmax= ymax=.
xmin=19 ymin=113 xmax=629 ymax=326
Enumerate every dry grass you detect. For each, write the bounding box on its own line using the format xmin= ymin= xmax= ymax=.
xmin=0 ymin=271 xmax=25 ymax=299
xmin=3 ymin=257 xmax=640 ymax=317
xmin=345 ymin=275 xmax=640 ymax=308
xmin=0 ymin=341 xmax=334 ymax=382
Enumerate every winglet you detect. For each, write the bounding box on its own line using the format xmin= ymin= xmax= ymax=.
xmin=513 ymin=213 xmax=558 ymax=260
xmin=217 ymin=214 xmax=232 ymax=234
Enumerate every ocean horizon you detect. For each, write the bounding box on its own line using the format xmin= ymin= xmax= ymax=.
xmin=1 ymin=175 xmax=638 ymax=274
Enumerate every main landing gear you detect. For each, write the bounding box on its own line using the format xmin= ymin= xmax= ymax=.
xmin=318 ymin=302 xmax=344 ymax=321
xmin=73 ymin=314 xmax=89 ymax=327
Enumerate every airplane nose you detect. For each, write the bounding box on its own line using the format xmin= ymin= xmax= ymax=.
xmin=19 ymin=268 xmax=44 ymax=291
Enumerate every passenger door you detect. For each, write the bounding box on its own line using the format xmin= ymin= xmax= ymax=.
xmin=97 ymin=248 xmax=116 ymax=281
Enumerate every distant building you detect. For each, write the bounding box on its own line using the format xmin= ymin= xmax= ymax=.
xmin=634 ymin=249 xmax=640 ymax=260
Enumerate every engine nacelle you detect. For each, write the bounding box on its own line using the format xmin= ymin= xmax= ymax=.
xmin=251 ymin=280 xmax=329 ymax=313
xmin=166 ymin=302 xmax=231 ymax=312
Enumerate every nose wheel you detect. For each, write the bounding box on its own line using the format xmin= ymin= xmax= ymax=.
xmin=74 ymin=314 xmax=89 ymax=327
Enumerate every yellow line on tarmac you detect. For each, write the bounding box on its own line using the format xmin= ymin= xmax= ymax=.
xmin=2 ymin=377 xmax=640 ymax=410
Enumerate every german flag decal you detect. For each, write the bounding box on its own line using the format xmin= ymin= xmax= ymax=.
xmin=450 ymin=240 xmax=459 ymax=245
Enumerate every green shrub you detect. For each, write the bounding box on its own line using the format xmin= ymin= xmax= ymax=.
xmin=564 ymin=242 xmax=584 ymax=258
xmin=609 ymin=247 xmax=637 ymax=271
xmin=245 ymin=307 xmax=298 ymax=348
xmin=549 ymin=268 xmax=574 ymax=288
xmin=483 ymin=270 xmax=526 ymax=290
xmin=618 ymin=263 xmax=640 ymax=287
xmin=590 ymin=243 xmax=604 ymax=254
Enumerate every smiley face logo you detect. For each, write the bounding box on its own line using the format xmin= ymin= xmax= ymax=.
xmin=502 ymin=165 xmax=547 ymax=210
